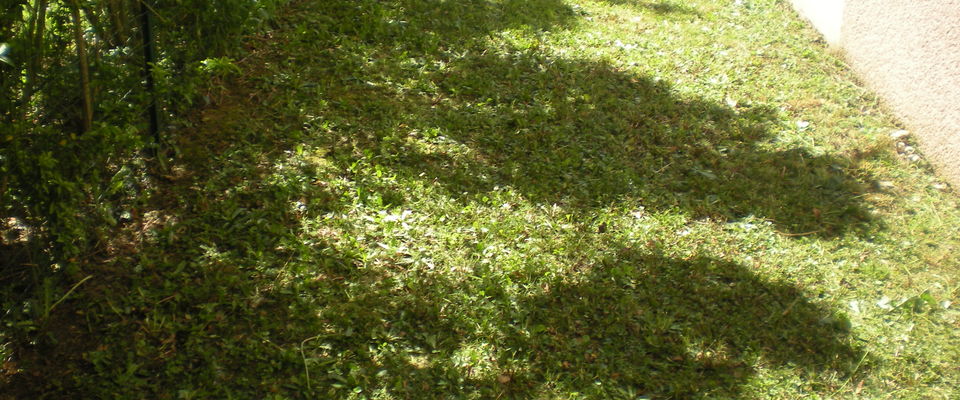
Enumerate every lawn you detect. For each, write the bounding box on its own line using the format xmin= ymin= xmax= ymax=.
xmin=3 ymin=0 xmax=959 ymax=398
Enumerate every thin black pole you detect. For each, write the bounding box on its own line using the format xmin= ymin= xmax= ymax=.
xmin=139 ymin=0 xmax=159 ymax=146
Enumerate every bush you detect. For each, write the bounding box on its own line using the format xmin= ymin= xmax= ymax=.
xmin=0 ymin=0 xmax=286 ymax=344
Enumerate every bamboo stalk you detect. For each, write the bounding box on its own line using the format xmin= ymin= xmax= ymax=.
xmin=69 ymin=0 xmax=94 ymax=132
xmin=22 ymin=0 xmax=49 ymax=107
xmin=105 ymin=0 xmax=128 ymax=47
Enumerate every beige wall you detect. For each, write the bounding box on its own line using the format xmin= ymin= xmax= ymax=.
xmin=789 ymin=0 xmax=845 ymax=45
xmin=792 ymin=0 xmax=960 ymax=188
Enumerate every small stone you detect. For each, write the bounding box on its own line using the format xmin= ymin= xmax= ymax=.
xmin=895 ymin=142 xmax=907 ymax=153
xmin=848 ymin=300 xmax=862 ymax=314
xmin=908 ymin=154 xmax=921 ymax=162
xmin=903 ymin=146 xmax=915 ymax=155
xmin=890 ymin=129 xmax=910 ymax=140
xmin=932 ymin=183 xmax=948 ymax=191
xmin=876 ymin=296 xmax=893 ymax=311
xmin=877 ymin=181 xmax=895 ymax=189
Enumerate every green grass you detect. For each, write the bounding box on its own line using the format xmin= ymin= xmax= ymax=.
xmin=4 ymin=0 xmax=960 ymax=398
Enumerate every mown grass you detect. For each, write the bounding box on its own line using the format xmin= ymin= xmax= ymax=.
xmin=3 ymin=0 xmax=959 ymax=398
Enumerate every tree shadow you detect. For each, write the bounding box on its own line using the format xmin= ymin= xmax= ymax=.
xmin=309 ymin=0 xmax=578 ymax=48
xmin=4 ymin=196 xmax=866 ymax=398
xmin=1 ymin=0 xmax=875 ymax=397
xmin=322 ymin=48 xmax=872 ymax=236
xmin=0 ymin=127 xmax=365 ymax=397
xmin=286 ymin=251 xmax=866 ymax=398
xmin=505 ymin=252 xmax=865 ymax=397
xmin=154 ymin=0 xmax=870 ymax=396
xmin=599 ymin=0 xmax=702 ymax=16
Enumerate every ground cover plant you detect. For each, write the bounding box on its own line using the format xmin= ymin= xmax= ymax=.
xmin=3 ymin=0 xmax=959 ymax=398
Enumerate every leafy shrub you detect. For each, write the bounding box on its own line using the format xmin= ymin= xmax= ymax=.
xmin=0 ymin=0 xmax=287 ymax=357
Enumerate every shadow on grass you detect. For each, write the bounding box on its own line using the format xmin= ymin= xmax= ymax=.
xmin=0 ymin=145 xmax=358 ymax=397
xmin=599 ymin=0 xmax=702 ymax=16
xmin=1 ymin=0 xmax=579 ymax=396
xmin=301 ymin=253 xmax=865 ymax=398
xmin=2 ymin=0 xmax=873 ymax=397
xmin=283 ymin=0 xmax=873 ymax=238
xmin=320 ymin=48 xmax=872 ymax=236
xmin=509 ymin=252 xmax=863 ymax=397
xmin=4 ymin=226 xmax=866 ymax=398
xmin=306 ymin=0 xmax=578 ymax=47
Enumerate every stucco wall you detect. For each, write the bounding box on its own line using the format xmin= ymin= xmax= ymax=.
xmin=789 ymin=0 xmax=845 ymax=45
xmin=840 ymin=1 xmax=960 ymax=187
xmin=791 ymin=0 xmax=960 ymax=188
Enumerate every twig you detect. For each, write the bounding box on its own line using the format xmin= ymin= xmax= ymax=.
xmin=135 ymin=0 xmax=170 ymax=25
xmin=655 ymin=162 xmax=673 ymax=174
xmin=833 ymin=350 xmax=870 ymax=396
xmin=46 ymin=275 xmax=93 ymax=317
xmin=775 ymin=230 xmax=822 ymax=237
xmin=300 ymin=334 xmax=323 ymax=392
